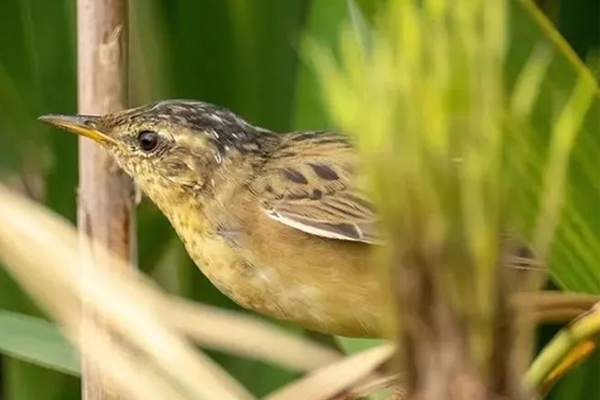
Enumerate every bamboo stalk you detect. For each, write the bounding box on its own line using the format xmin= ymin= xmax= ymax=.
xmin=77 ymin=1 xmax=134 ymax=399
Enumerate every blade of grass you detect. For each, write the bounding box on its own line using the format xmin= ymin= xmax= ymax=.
xmin=525 ymin=302 xmax=600 ymax=392
xmin=0 ymin=310 xmax=79 ymax=375
xmin=0 ymin=183 xmax=346 ymax=399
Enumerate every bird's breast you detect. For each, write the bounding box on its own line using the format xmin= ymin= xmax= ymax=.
xmin=165 ymin=196 xmax=384 ymax=337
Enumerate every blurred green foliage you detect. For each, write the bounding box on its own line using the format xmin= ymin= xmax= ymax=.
xmin=0 ymin=1 xmax=597 ymax=399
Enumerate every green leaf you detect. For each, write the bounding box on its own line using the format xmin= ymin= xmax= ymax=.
xmin=0 ymin=310 xmax=79 ymax=376
xmin=513 ymin=0 xmax=600 ymax=400
xmin=337 ymin=337 xmax=387 ymax=354
xmin=506 ymin=0 xmax=600 ymax=294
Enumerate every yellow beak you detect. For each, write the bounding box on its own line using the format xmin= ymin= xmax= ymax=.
xmin=38 ymin=114 xmax=114 ymax=144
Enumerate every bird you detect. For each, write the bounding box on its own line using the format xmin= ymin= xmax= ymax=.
xmin=39 ymin=99 xmax=538 ymax=338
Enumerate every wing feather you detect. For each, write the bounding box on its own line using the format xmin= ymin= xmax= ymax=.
xmin=251 ymin=131 xmax=380 ymax=244
xmin=249 ymin=131 xmax=541 ymax=271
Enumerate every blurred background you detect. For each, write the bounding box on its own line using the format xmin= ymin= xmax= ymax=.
xmin=0 ymin=0 xmax=598 ymax=399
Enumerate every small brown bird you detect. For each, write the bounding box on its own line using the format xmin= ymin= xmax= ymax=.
xmin=40 ymin=100 xmax=535 ymax=338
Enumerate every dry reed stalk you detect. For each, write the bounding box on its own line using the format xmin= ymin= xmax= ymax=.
xmin=0 ymin=184 xmax=350 ymax=400
xmin=77 ymin=0 xmax=134 ymax=398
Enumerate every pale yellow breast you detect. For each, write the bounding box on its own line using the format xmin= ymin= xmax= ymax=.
xmin=161 ymin=190 xmax=384 ymax=337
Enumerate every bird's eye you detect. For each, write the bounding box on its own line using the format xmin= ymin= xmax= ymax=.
xmin=137 ymin=131 xmax=160 ymax=152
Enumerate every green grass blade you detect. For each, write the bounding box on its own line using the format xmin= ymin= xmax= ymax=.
xmin=0 ymin=310 xmax=79 ymax=376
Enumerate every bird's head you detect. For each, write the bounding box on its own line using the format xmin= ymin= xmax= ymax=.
xmin=40 ymin=100 xmax=275 ymax=205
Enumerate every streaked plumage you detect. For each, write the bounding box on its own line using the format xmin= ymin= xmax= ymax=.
xmin=39 ymin=99 xmax=537 ymax=338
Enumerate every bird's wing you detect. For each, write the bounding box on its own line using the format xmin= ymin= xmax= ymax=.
xmin=250 ymin=131 xmax=380 ymax=244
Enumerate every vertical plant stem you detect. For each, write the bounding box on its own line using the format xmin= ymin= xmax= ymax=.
xmin=77 ymin=1 xmax=135 ymax=399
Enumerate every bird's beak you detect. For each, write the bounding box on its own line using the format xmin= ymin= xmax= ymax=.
xmin=38 ymin=114 xmax=115 ymax=145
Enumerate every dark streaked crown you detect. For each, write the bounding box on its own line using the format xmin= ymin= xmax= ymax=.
xmin=103 ymin=99 xmax=276 ymax=154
